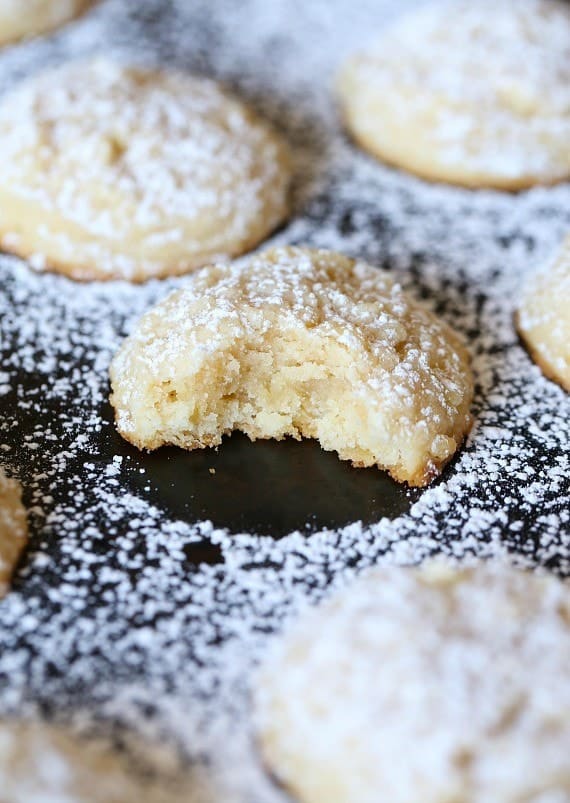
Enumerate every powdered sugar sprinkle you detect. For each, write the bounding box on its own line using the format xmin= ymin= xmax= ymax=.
xmin=0 ymin=1 xmax=568 ymax=801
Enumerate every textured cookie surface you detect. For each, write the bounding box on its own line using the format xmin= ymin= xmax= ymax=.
xmin=0 ymin=467 xmax=28 ymax=598
xmin=0 ymin=0 xmax=91 ymax=45
xmin=0 ymin=60 xmax=291 ymax=281
xmin=338 ymin=0 xmax=570 ymax=189
xmin=255 ymin=562 xmax=570 ymax=803
xmin=110 ymin=247 xmax=473 ymax=486
xmin=0 ymin=720 xmax=189 ymax=802
xmin=517 ymin=236 xmax=570 ymax=392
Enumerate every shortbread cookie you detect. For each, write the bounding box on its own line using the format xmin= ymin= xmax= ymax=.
xmin=517 ymin=236 xmax=570 ymax=391
xmin=0 ymin=60 xmax=291 ymax=281
xmin=255 ymin=562 xmax=570 ymax=803
xmin=0 ymin=467 xmax=28 ymax=597
xmin=109 ymin=247 xmax=473 ymax=487
xmin=338 ymin=0 xmax=570 ymax=189
xmin=0 ymin=720 xmax=189 ymax=802
xmin=0 ymin=0 xmax=92 ymax=46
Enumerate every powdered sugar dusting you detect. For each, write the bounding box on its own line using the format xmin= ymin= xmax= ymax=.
xmin=0 ymin=1 xmax=569 ymax=801
xmin=0 ymin=58 xmax=290 ymax=280
xmin=255 ymin=562 xmax=570 ymax=802
xmin=340 ymin=0 xmax=570 ymax=184
xmin=109 ymin=246 xmax=473 ymax=485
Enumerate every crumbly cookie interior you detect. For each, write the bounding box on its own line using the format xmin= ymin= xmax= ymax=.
xmin=110 ymin=247 xmax=473 ymax=486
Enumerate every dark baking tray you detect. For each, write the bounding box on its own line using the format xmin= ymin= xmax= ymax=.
xmin=0 ymin=1 xmax=568 ymax=799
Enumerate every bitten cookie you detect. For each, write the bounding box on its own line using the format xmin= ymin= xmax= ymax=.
xmin=338 ymin=0 xmax=570 ymax=190
xmin=0 ymin=467 xmax=28 ymax=597
xmin=0 ymin=0 xmax=92 ymax=45
xmin=109 ymin=247 xmax=473 ymax=487
xmin=255 ymin=562 xmax=570 ymax=803
xmin=517 ymin=236 xmax=570 ymax=392
xmin=0 ymin=720 xmax=190 ymax=802
xmin=0 ymin=60 xmax=291 ymax=281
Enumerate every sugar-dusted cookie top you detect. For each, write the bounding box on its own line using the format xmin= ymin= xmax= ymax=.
xmin=338 ymin=0 xmax=570 ymax=189
xmin=517 ymin=236 xmax=570 ymax=392
xmin=110 ymin=247 xmax=473 ymax=486
xmin=255 ymin=562 xmax=570 ymax=803
xmin=0 ymin=467 xmax=28 ymax=598
xmin=0 ymin=0 xmax=92 ymax=45
xmin=0 ymin=60 xmax=291 ymax=281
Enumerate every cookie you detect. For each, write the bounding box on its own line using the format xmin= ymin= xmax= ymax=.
xmin=517 ymin=236 xmax=570 ymax=392
xmin=338 ymin=0 xmax=570 ymax=190
xmin=109 ymin=247 xmax=473 ymax=487
xmin=0 ymin=720 xmax=190 ymax=802
xmin=0 ymin=467 xmax=28 ymax=597
xmin=0 ymin=60 xmax=291 ymax=281
xmin=0 ymin=0 xmax=92 ymax=45
xmin=255 ymin=562 xmax=570 ymax=803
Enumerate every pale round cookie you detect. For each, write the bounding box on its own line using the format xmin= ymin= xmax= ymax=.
xmin=338 ymin=0 xmax=570 ymax=189
xmin=255 ymin=562 xmax=570 ymax=803
xmin=0 ymin=0 xmax=92 ymax=46
xmin=0 ymin=467 xmax=28 ymax=597
xmin=109 ymin=246 xmax=473 ymax=487
xmin=517 ymin=236 xmax=570 ymax=392
xmin=0 ymin=720 xmax=190 ymax=802
xmin=0 ymin=60 xmax=291 ymax=282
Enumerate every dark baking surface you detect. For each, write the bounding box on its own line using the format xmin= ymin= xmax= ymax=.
xmin=107 ymin=427 xmax=421 ymax=541
xmin=0 ymin=0 xmax=569 ymax=799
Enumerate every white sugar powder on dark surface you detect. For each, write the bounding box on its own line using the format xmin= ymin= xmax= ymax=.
xmin=0 ymin=0 xmax=569 ymax=801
